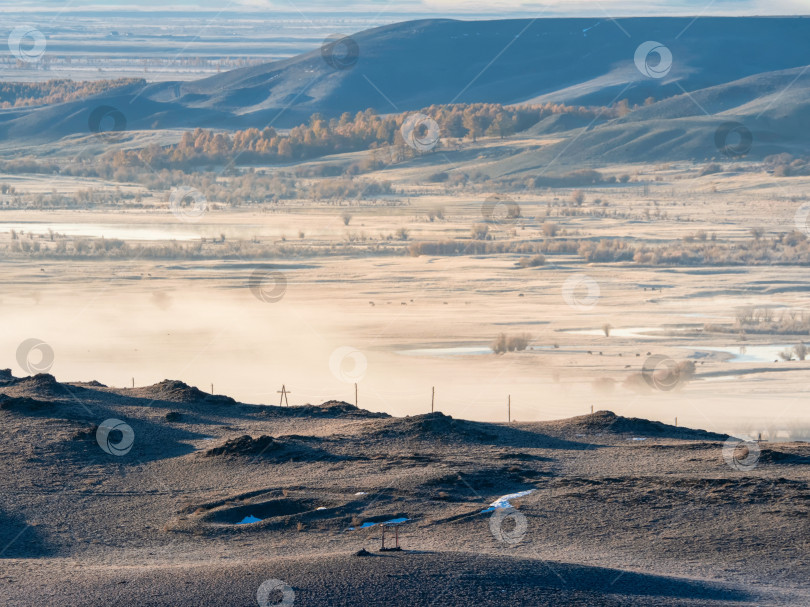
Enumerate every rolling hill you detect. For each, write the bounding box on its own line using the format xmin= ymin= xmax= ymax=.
xmin=1 ymin=16 xmax=809 ymax=162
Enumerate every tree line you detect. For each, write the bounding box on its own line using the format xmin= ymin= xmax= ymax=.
xmin=0 ymin=78 xmax=145 ymax=109
xmin=106 ymin=102 xmax=622 ymax=171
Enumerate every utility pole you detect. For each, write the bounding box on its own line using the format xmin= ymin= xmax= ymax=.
xmin=277 ymin=385 xmax=291 ymax=406
xmin=355 ymin=383 xmax=358 ymax=407
xmin=431 ymin=387 xmax=435 ymax=413
xmin=508 ymin=395 xmax=511 ymax=423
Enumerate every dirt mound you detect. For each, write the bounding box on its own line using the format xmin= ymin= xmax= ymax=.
xmin=263 ymin=400 xmax=388 ymax=419
xmin=758 ymin=448 xmax=810 ymax=466
xmin=0 ymin=394 xmax=56 ymax=412
xmin=376 ymin=412 xmax=496 ymax=441
xmin=542 ymin=411 xmax=728 ymax=441
xmin=317 ymin=400 xmax=387 ymax=417
xmin=204 ymin=435 xmax=279 ymax=457
xmin=202 ymin=435 xmax=338 ymax=462
xmin=7 ymin=374 xmax=72 ymax=399
xmin=141 ymin=379 xmax=237 ymax=406
xmin=73 ymin=380 xmax=107 ymax=388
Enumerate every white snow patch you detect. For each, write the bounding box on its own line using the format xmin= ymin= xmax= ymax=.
xmin=481 ymin=489 xmax=535 ymax=513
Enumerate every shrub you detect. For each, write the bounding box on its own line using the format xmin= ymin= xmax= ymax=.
xmin=427 ymin=171 xmax=449 ymax=182
xmin=492 ymin=332 xmax=532 ymax=354
xmin=542 ymin=222 xmax=558 ymax=237
xmin=518 ymin=254 xmax=545 ymax=268
xmin=471 ymin=224 xmax=490 ymax=240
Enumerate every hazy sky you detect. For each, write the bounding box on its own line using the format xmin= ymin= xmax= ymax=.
xmin=12 ymin=0 xmax=810 ymax=15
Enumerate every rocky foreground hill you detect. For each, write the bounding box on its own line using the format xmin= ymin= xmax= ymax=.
xmin=1 ymin=370 xmax=808 ymax=605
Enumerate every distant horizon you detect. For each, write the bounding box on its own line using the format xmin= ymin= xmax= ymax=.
xmin=7 ymin=10 xmax=810 ymax=15
xmin=7 ymin=2 xmax=810 ymax=17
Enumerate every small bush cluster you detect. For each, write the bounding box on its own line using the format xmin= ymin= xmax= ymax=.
xmin=491 ymin=333 xmax=532 ymax=354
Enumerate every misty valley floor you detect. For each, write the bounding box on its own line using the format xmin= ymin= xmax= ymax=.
xmin=1 ymin=373 xmax=808 ymax=606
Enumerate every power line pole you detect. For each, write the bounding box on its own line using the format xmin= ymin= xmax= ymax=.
xmin=277 ymin=384 xmax=291 ymax=406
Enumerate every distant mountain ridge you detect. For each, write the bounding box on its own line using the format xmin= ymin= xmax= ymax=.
xmin=1 ymin=16 xmax=809 ymax=162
